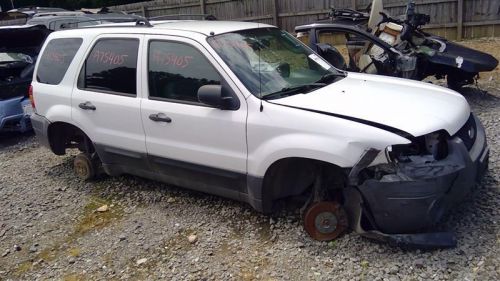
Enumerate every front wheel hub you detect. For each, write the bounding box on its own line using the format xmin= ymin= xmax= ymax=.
xmin=304 ymin=201 xmax=348 ymax=241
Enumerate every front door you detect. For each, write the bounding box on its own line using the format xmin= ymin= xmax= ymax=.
xmin=140 ymin=36 xmax=248 ymax=199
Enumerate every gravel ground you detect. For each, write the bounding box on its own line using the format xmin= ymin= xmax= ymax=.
xmin=1 ymin=39 xmax=499 ymax=281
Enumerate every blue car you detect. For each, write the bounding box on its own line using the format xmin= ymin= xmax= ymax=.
xmin=0 ymin=25 xmax=51 ymax=133
xmin=0 ymin=96 xmax=33 ymax=132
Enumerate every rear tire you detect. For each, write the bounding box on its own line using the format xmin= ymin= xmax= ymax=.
xmin=447 ymin=72 xmax=476 ymax=91
xmin=74 ymin=153 xmax=98 ymax=181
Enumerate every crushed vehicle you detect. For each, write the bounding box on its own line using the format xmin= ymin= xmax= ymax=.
xmin=30 ymin=20 xmax=488 ymax=248
xmin=0 ymin=25 xmax=51 ymax=132
xmin=295 ymin=0 xmax=498 ymax=89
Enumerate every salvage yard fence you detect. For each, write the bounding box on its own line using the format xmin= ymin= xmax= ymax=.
xmin=108 ymin=0 xmax=500 ymax=40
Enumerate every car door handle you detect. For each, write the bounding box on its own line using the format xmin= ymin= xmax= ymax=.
xmin=78 ymin=101 xmax=96 ymax=111
xmin=149 ymin=113 xmax=172 ymax=123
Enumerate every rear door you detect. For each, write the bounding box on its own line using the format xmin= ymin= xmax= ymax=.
xmin=140 ymin=35 xmax=248 ymax=198
xmin=71 ymin=34 xmax=148 ymax=168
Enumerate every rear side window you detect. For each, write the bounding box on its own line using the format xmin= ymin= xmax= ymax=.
xmin=78 ymin=38 xmax=139 ymax=96
xmin=37 ymin=38 xmax=82 ymax=85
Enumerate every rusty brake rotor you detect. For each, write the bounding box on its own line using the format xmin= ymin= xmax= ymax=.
xmin=303 ymin=201 xmax=348 ymax=241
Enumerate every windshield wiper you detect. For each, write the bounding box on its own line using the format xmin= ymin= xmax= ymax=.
xmin=315 ymin=72 xmax=347 ymax=84
xmin=262 ymin=83 xmax=326 ymax=100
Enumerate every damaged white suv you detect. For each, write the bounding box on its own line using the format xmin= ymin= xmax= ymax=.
xmin=30 ymin=21 xmax=488 ymax=248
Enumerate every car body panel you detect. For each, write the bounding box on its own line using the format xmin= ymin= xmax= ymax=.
xmin=270 ymin=72 xmax=470 ymax=137
xmin=69 ymin=34 xmax=147 ymax=160
xmin=425 ymin=38 xmax=499 ymax=73
xmin=245 ymin=95 xmax=411 ymax=177
xmin=140 ymin=34 xmax=248 ymax=175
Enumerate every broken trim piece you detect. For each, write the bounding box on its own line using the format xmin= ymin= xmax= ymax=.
xmin=362 ymin=230 xmax=457 ymax=249
xmin=348 ymin=148 xmax=380 ymax=185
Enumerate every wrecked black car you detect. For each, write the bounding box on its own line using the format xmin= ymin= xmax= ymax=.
xmin=295 ymin=0 xmax=498 ymax=89
xmin=0 ymin=25 xmax=51 ymax=132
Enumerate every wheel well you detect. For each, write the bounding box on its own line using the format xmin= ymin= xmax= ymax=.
xmin=262 ymin=157 xmax=346 ymax=209
xmin=47 ymin=122 xmax=94 ymax=155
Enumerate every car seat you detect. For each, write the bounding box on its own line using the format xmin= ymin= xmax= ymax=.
xmin=315 ymin=43 xmax=347 ymax=70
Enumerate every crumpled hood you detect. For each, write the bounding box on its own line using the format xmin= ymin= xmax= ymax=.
xmin=270 ymin=72 xmax=470 ymax=137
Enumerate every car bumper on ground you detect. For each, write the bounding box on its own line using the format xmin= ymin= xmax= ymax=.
xmin=0 ymin=97 xmax=33 ymax=133
xmin=355 ymin=114 xmax=488 ymax=248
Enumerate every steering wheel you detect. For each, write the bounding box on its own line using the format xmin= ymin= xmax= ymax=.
xmin=276 ymin=62 xmax=290 ymax=78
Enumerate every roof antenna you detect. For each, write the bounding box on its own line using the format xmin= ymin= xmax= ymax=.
xmin=258 ymin=22 xmax=264 ymax=112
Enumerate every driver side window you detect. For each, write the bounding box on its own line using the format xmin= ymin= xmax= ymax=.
xmin=148 ymin=41 xmax=221 ymax=104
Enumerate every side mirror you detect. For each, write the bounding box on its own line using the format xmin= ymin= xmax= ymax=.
xmin=198 ymin=84 xmax=239 ymax=110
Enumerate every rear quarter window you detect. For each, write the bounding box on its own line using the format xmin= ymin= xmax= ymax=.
xmin=37 ymin=38 xmax=83 ymax=85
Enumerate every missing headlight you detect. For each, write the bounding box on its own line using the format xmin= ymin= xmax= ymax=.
xmin=452 ymin=114 xmax=476 ymax=150
xmin=425 ymin=131 xmax=448 ymax=160
xmin=387 ymin=131 xmax=449 ymax=162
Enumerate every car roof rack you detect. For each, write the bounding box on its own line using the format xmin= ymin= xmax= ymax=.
xmin=148 ymin=14 xmax=217 ymax=21
xmin=32 ymin=11 xmax=85 ymax=18
xmin=60 ymin=17 xmax=153 ymax=29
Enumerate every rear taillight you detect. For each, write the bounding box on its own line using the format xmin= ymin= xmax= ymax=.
xmin=28 ymin=84 xmax=36 ymax=110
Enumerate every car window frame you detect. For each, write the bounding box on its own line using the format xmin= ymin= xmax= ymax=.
xmin=146 ymin=38 xmax=239 ymax=108
xmin=77 ymin=37 xmax=140 ymax=98
xmin=315 ymin=27 xmax=394 ymax=54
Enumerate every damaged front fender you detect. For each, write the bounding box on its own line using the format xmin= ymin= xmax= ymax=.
xmin=345 ymin=114 xmax=489 ymax=248
xmin=358 ymin=140 xmax=473 ymax=235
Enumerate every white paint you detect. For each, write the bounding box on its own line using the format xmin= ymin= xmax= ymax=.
xmin=140 ymin=35 xmax=248 ymax=174
xmin=456 ymin=56 xmax=464 ymax=68
xmin=33 ymin=22 xmax=473 ymax=179
xmin=272 ymin=72 xmax=470 ymax=137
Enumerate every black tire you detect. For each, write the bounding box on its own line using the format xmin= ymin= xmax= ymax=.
xmin=74 ymin=153 xmax=96 ymax=181
xmin=447 ymin=72 xmax=476 ymax=91
xmin=447 ymin=75 xmax=462 ymax=91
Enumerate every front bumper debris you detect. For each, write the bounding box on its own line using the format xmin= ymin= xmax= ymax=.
xmin=349 ymin=114 xmax=488 ymax=248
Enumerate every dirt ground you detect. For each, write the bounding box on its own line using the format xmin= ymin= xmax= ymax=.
xmin=459 ymin=38 xmax=500 ymax=81
xmin=0 ymin=38 xmax=499 ymax=281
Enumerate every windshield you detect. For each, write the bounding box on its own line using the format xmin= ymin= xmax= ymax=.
xmin=207 ymin=28 xmax=344 ymax=98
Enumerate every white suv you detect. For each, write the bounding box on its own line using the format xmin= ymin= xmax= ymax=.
xmin=30 ymin=21 xmax=488 ymax=248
